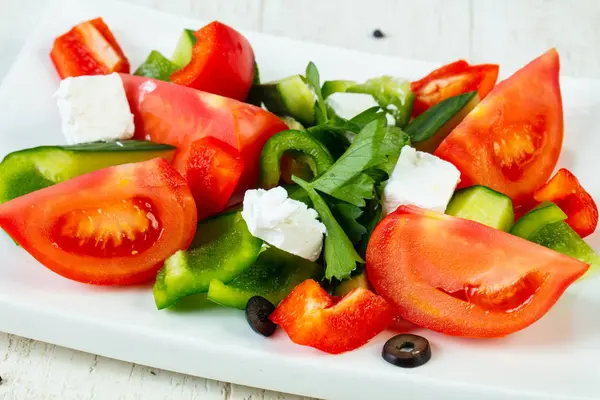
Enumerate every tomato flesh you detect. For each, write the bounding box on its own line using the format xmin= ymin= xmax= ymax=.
xmin=121 ymin=74 xmax=287 ymax=198
xmin=435 ymin=49 xmax=563 ymax=202
xmin=366 ymin=205 xmax=588 ymax=338
xmin=411 ymin=60 xmax=499 ymax=117
xmin=0 ymin=158 xmax=197 ymax=285
xmin=52 ymin=197 xmax=162 ymax=258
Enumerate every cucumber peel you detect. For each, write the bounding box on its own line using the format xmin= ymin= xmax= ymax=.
xmin=254 ymin=75 xmax=316 ymax=126
xmin=0 ymin=141 xmax=175 ymax=205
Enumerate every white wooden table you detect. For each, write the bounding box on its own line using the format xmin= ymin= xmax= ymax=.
xmin=1 ymin=0 xmax=600 ymax=398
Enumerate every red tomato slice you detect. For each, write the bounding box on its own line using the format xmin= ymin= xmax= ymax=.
xmin=0 ymin=158 xmax=197 ymax=285
xmin=411 ymin=60 xmax=499 ymax=116
xmin=533 ymin=168 xmax=598 ymax=238
xmin=170 ymin=21 xmax=255 ymax=101
xmin=120 ymin=74 xmax=287 ymax=199
xmin=435 ymin=49 xmax=563 ymax=203
xmin=366 ymin=205 xmax=588 ymax=338
xmin=175 ymin=137 xmax=244 ymax=220
xmin=270 ymin=279 xmax=394 ymax=354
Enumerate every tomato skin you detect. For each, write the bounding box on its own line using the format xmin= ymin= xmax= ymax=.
xmin=0 ymin=158 xmax=197 ymax=285
xmin=170 ymin=21 xmax=255 ymax=101
xmin=435 ymin=49 xmax=563 ymax=203
xmin=366 ymin=205 xmax=588 ymax=338
xmin=411 ymin=60 xmax=499 ymax=116
xmin=120 ymin=74 xmax=287 ymax=197
xmin=533 ymin=168 xmax=598 ymax=238
xmin=270 ymin=279 xmax=394 ymax=354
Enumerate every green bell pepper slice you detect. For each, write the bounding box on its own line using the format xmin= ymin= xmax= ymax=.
xmin=153 ymin=211 xmax=263 ymax=309
xmin=511 ymin=202 xmax=600 ymax=273
xmin=259 ymin=130 xmax=334 ymax=188
xmin=207 ymin=246 xmax=323 ymax=309
xmin=322 ymin=76 xmax=415 ymax=128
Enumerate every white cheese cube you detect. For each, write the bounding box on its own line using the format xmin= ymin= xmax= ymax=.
xmin=382 ymin=146 xmax=461 ymax=215
xmin=241 ymin=187 xmax=327 ymax=261
xmin=55 ymin=73 xmax=135 ymax=145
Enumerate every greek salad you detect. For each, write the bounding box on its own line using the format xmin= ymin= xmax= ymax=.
xmin=0 ymin=17 xmax=598 ymax=365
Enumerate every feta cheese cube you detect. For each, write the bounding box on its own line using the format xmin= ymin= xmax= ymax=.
xmin=55 ymin=73 xmax=135 ymax=145
xmin=382 ymin=146 xmax=461 ymax=215
xmin=241 ymin=187 xmax=327 ymax=261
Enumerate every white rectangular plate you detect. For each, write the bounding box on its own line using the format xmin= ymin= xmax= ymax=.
xmin=1 ymin=1 xmax=600 ymax=399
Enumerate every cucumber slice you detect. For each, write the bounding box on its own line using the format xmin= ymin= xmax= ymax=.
xmin=0 ymin=141 xmax=175 ymax=204
xmin=254 ymin=75 xmax=316 ymax=126
xmin=510 ymin=201 xmax=567 ymax=239
xmin=207 ymin=246 xmax=322 ymax=309
xmin=405 ymin=91 xmax=479 ymax=153
xmin=153 ymin=211 xmax=263 ymax=309
xmin=134 ymin=50 xmax=179 ymax=81
xmin=446 ymin=185 xmax=514 ymax=231
xmin=171 ymin=29 xmax=197 ymax=67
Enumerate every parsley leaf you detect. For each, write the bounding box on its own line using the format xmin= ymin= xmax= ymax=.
xmin=293 ymin=176 xmax=363 ymax=280
xmin=378 ymin=126 xmax=411 ymax=174
xmin=350 ymin=106 xmax=386 ymax=129
xmin=305 ymin=62 xmax=329 ymax=125
xmin=308 ymin=117 xmax=388 ymax=207
xmin=331 ymin=202 xmax=367 ymax=243
xmin=328 ymin=173 xmax=375 ymax=207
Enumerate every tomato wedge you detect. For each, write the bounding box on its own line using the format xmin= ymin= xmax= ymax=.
xmin=0 ymin=158 xmax=197 ymax=285
xmin=120 ymin=74 xmax=287 ymax=199
xmin=50 ymin=17 xmax=130 ymax=79
xmin=366 ymin=205 xmax=588 ymax=338
xmin=170 ymin=21 xmax=255 ymax=101
xmin=270 ymin=279 xmax=394 ymax=354
xmin=435 ymin=49 xmax=563 ymax=203
xmin=533 ymin=168 xmax=598 ymax=238
xmin=411 ymin=60 xmax=499 ymax=117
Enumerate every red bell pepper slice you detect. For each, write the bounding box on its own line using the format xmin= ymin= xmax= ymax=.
xmin=411 ymin=60 xmax=499 ymax=117
xmin=170 ymin=21 xmax=255 ymax=101
xmin=50 ymin=17 xmax=130 ymax=79
xmin=533 ymin=168 xmax=598 ymax=238
xmin=174 ymin=136 xmax=244 ymax=220
xmin=270 ymin=279 xmax=394 ymax=354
